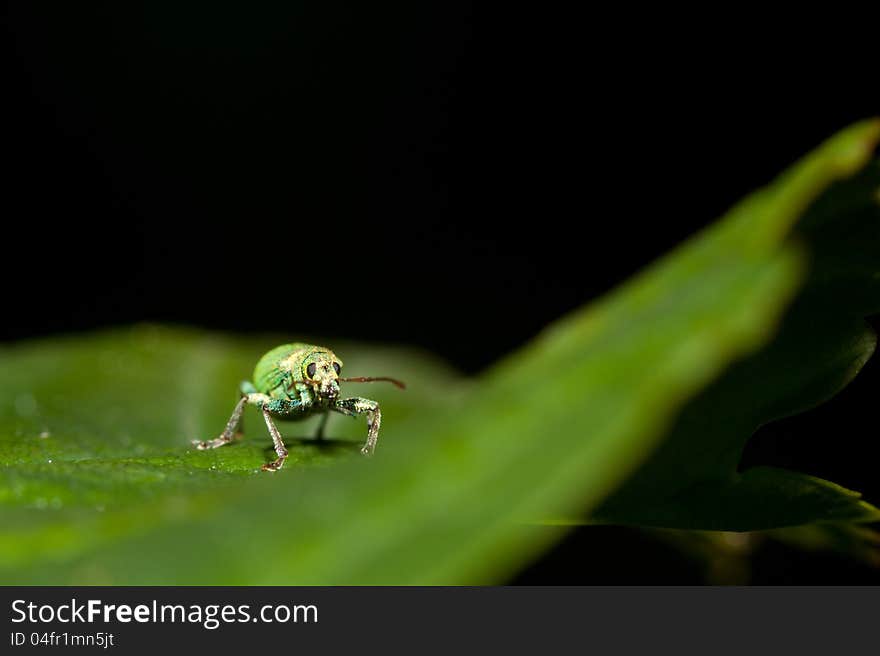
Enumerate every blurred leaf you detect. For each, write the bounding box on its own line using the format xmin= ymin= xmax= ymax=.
xmin=765 ymin=523 xmax=880 ymax=568
xmin=0 ymin=120 xmax=878 ymax=584
xmin=593 ymin=152 xmax=880 ymax=530
xmin=646 ymin=523 xmax=880 ymax=584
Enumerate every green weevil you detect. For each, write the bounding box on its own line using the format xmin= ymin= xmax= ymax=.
xmin=192 ymin=343 xmax=405 ymax=471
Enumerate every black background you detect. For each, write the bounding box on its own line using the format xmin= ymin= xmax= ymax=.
xmin=3 ymin=3 xmax=879 ymax=583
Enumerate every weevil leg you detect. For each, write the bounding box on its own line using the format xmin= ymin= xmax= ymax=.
xmin=237 ymin=381 xmax=259 ymax=434
xmin=314 ymin=410 xmax=330 ymax=441
xmin=192 ymin=394 xmax=248 ymax=450
xmin=260 ymin=405 xmax=289 ymax=472
xmin=333 ymin=397 xmax=381 ymax=456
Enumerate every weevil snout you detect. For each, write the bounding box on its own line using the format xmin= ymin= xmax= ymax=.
xmin=304 ymin=354 xmax=343 ymax=401
xmin=316 ymin=376 xmax=340 ymax=401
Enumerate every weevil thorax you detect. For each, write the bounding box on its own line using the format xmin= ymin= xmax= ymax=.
xmin=296 ymin=347 xmax=343 ymax=402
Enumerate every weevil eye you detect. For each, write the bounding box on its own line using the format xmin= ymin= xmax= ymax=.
xmin=333 ymin=362 xmax=341 ymax=375
xmin=306 ymin=362 xmax=317 ymax=378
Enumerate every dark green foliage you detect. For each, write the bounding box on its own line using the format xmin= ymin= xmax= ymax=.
xmin=1 ymin=121 xmax=878 ymax=583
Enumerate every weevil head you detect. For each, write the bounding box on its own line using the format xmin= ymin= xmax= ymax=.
xmin=301 ymin=349 xmax=343 ymax=400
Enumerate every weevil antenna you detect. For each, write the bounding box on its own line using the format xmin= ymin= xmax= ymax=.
xmin=338 ymin=376 xmax=406 ymax=390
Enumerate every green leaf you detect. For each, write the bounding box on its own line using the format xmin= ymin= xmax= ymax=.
xmin=0 ymin=327 xmax=460 ymax=507
xmin=592 ymin=150 xmax=880 ymax=530
xmin=1 ymin=120 xmax=878 ymax=584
